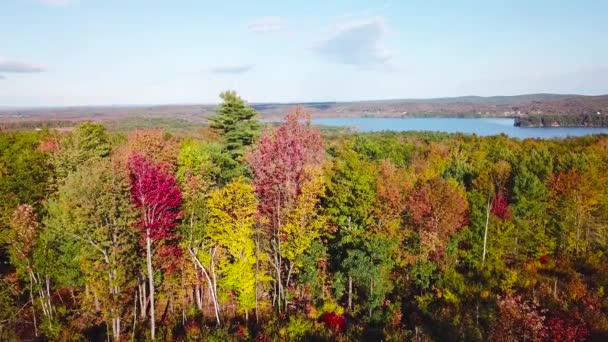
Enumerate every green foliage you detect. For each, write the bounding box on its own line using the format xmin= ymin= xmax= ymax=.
xmin=0 ymin=131 xmax=51 ymax=230
xmin=2 ymin=126 xmax=608 ymax=340
xmin=282 ymin=315 xmax=314 ymax=340
xmin=208 ymin=90 xmax=260 ymax=171
xmin=44 ymin=157 xmax=138 ymax=334
xmin=52 ymin=122 xmax=111 ymax=181
xmin=206 ymin=177 xmax=258 ymax=313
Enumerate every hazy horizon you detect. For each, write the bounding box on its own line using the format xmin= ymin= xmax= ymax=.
xmin=2 ymin=92 xmax=604 ymax=110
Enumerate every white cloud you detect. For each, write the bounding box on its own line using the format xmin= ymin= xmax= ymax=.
xmin=315 ymin=17 xmax=392 ymax=68
xmin=0 ymin=58 xmax=46 ymax=78
xmin=247 ymin=17 xmax=287 ymax=33
xmin=210 ymin=64 xmax=253 ymax=74
xmin=39 ymin=0 xmax=75 ymax=6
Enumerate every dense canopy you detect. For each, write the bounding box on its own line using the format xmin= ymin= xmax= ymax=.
xmin=1 ymin=93 xmax=608 ymax=341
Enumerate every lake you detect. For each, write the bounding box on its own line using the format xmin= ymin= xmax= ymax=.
xmin=312 ymin=118 xmax=608 ymax=139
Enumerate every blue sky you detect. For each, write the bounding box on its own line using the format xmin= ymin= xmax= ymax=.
xmin=1 ymin=0 xmax=607 ymax=107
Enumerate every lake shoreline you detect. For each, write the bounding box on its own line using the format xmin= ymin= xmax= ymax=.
xmin=311 ymin=117 xmax=608 ymax=139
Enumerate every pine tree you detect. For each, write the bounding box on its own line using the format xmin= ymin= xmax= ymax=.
xmin=209 ymin=91 xmax=260 ymax=164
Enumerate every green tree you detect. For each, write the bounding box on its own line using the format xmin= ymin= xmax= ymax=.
xmin=52 ymin=122 xmax=111 ymax=181
xmin=207 ymin=178 xmax=258 ymax=319
xmin=0 ymin=131 xmax=51 ymax=231
xmin=209 ymin=91 xmax=260 ymax=169
xmin=324 ymin=146 xmax=382 ymax=313
xmin=45 ymin=158 xmax=138 ymax=341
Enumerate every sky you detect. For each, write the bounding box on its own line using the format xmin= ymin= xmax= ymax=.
xmin=1 ymin=0 xmax=607 ymax=107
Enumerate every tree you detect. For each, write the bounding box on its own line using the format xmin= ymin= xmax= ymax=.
xmin=512 ymin=165 xmax=548 ymax=258
xmin=375 ymin=159 xmax=413 ymax=267
xmin=45 ymin=158 xmax=138 ymax=341
xmin=207 ymin=178 xmax=258 ymax=319
xmin=51 ymin=122 xmax=111 ymax=181
xmin=470 ymin=159 xmax=512 ymax=268
xmin=407 ymin=177 xmax=468 ymax=245
xmin=490 ymin=295 xmax=547 ymax=341
xmin=281 ymin=166 xmax=327 ymax=303
xmin=549 ymin=170 xmax=599 ymax=258
xmin=209 ymin=91 xmax=260 ymax=170
xmin=128 ymin=153 xmax=182 ymax=340
xmin=323 ymin=146 xmax=380 ymax=312
xmin=126 ymin=128 xmax=178 ymax=169
xmin=0 ymin=132 xmax=51 ymax=232
xmin=248 ymin=107 xmax=325 ymax=312
xmin=7 ymin=204 xmax=44 ymax=336
xmin=177 ymin=139 xmax=228 ymax=316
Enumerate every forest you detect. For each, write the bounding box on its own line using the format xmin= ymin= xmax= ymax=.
xmin=515 ymin=114 xmax=608 ymax=128
xmin=1 ymin=91 xmax=608 ymax=341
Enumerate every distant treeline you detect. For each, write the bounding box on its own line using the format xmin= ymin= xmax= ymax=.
xmin=516 ymin=113 xmax=608 ymax=127
xmin=0 ymin=117 xmax=207 ymax=134
xmin=0 ymin=120 xmax=78 ymax=131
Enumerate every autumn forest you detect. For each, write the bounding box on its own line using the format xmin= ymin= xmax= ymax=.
xmin=2 ymin=91 xmax=608 ymax=341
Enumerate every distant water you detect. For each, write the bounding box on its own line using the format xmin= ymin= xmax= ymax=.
xmin=312 ymin=118 xmax=608 ymax=139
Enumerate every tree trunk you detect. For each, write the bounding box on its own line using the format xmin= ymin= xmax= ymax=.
xmin=369 ymin=279 xmax=374 ymax=318
xmin=482 ymin=196 xmax=490 ymax=268
xmin=275 ymin=196 xmax=283 ymax=314
xmin=348 ymin=276 xmax=352 ymax=311
xmin=28 ymin=272 xmax=38 ymax=337
xmin=284 ymin=263 xmax=294 ymax=312
xmin=188 ymin=247 xmax=221 ymax=325
xmin=45 ymin=274 xmax=52 ymax=317
xmin=139 ymin=281 xmax=147 ymax=319
xmin=195 ymin=283 xmax=203 ymax=311
xmin=254 ymin=226 xmax=260 ymax=322
xmin=132 ymin=290 xmax=138 ymax=341
xmin=94 ymin=291 xmax=101 ymax=312
xmin=146 ymin=235 xmax=156 ymax=340
xmin=554 ymin=278 xmax=557 ymax=299
xmin=112 ymin=317 xmax=120 ymax=342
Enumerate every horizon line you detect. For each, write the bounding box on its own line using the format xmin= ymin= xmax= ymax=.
xmin=2 ymin=92 xmax=606 ymax=110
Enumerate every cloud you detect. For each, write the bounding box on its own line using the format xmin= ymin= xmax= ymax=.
xmin=247 ymin=17 xmax=287 ymax=33
xmin=0 ymin=58 xmax=46 ymax=79
xmin=39 ymin=0 xmax=75 ymax=6
xmin=210 ymin=64 xmax=253 ymax=74
xmin=315 ymin=17 xmax=392 ymax=68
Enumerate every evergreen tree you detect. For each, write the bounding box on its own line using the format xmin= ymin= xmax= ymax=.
xmin=209 ymin=91 xmax=260 ymax=166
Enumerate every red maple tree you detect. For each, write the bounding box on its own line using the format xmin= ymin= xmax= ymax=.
xmin=248 ymin=106 xmax=324 ymax=227
xmin=128 ymin=153 xmax=182 ymax=339
xmin=491 ymin=191 xmax=511 ymax=220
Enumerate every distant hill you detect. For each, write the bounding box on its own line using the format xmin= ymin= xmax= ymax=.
xmin=2 ymin=94 xmax=607 ymax=129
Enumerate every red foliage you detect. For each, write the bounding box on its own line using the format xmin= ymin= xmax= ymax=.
xmin=247 ymin=107 xmax=324 ymax=229
xmin=155 ymin=244 xmax=183 ymax=274
xmin=128 ymin=153 xmax=182 ymax=240
xmin=545 ymin=311 xmax=589 ymax=342
xmin=319 ymin=312 xmax=346 ymax=332
xmin=491 ymin=295 xmax=547 ymax=341
xmin=539 ymin=255 xmax=549 ymax=264
xmin=38 ymin=138 xmax=58 ymax=153
xmin=376 ymin=160 xmax=411 ymax=222
xmin=406 ymin=177 xmax=468 ymax=242
xmin=550 ymin=170 xmax=581 ymax=197
xmin=491 ymin=191 xmax=511 ymax=220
